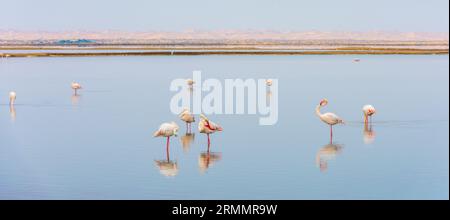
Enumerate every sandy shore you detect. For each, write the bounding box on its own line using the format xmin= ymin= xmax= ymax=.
xmin=1 ymin=47 xmax=448 ymax=57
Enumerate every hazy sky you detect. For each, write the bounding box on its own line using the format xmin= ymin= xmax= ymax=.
xmin=0 ymin=0 xmax=448 ymax=32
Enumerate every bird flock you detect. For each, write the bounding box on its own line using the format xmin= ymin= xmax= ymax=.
xmin=5 ymin=78 xmax=376 ymax=144
xmin=5 ymin=77 xmax=377 ymax=175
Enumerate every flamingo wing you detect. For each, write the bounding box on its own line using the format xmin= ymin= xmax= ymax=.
xmin=322 ymin=112 xmax=344 ymax=125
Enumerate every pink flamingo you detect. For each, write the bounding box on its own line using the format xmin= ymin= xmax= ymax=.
xmin=363 ymin=105 xmax=376 ymax=124
xmin=315 ymin=99 xmax=345 ymax=141
xmin=9 ymin=91 xmax=16 ymax=106
xmin=179 ymin=108 xmax=195 ymax=133
xmin=153 ymin=122 xmax=179 ymax=150
xmin=198 ymin=114 xmax=223 ymax=147
xmin=71 ymin=82 xmax=82 ymax=95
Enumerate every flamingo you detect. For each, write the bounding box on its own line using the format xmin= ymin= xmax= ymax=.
xmin=363 ymin=105 xmax=376 ymax=124
xmin=153 ymin=122 xmax=179 ymax=149
xmin=9 ymin=91 xmax=16 ymax=106
xmin=198 ymin=114 xmax=223 ymax=147
xmin=179 ymin=108 xmax=195 ymax=133
xmin=71 ymin=82 xmax=82 ymax=95
xmin=187 ymin=79 xmax=195 ymax=94
xmin=315 ymin=99 xmax=345 ymax=141
xmin=187 ymin=79 xmax=195 ymax=87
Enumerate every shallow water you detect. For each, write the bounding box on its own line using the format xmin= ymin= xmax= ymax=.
xmin=0 ymin=55 xmax=448 ymax=199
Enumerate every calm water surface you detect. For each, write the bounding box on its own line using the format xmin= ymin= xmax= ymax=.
xmin=0 ymin=55 xmax=448 ymax=199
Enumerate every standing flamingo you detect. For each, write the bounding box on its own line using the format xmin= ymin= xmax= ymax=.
xmin=363 ymin=105 xmax=376 ymax=124
xmin=179 ymin=108 xmax=195 ymax=133
xmin=71 ymin=82 xmax=82 ymax=95
xmin=198 ymin=114 xmax=223 ymax=147
xmin=153 ymin=122 xmax=179 ymax=149
xmin=187 ymin=79 xmax=195 ymax=87
xmin=9 ymin=91 xmax=16 ymax=106
xmin=315 ymin=99 xmax=345 ymax=141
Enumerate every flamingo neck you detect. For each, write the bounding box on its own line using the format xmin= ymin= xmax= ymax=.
xmin=315 ymin=105 xmax=322 ymax=118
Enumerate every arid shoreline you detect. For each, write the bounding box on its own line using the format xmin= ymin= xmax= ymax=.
xmin=1 ymin=48 xmax=448 ymax=57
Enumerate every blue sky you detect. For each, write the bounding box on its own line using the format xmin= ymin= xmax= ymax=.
xmin=0 ymin=0 xmax=448 ymax=32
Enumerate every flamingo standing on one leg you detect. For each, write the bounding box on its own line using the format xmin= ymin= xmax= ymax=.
xmin=363 ymin=105 xmax=376 ymax=124
xmin=179 ymin=108 xmax=195 ymax=133
xmin=315 ymin=99 xmax=345 ymax=142
xmin=153 ymin=122 xmax=179 ymax=150
xmin=71 ymin=82 xmax=82 ymax=95
xmin=198 ymin=114 xmax=223 ymax=147
xmin=9 ymin=91 xmax=16 ymax=106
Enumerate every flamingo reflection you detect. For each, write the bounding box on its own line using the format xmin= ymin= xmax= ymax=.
xmin=363 ymin=120 xmax=376 ymax=144
xmin=180 ymin=133 xmax=195 ymax=153
xmin=198 ymin=143 xmax=222 ymax=174
xmin=316 ymin=143 xmax=343 ymax=172
xmin=10 ymin=105 xmax=16 ymax=121
xmin=154 ymin=144 xmax=178 ymax=177
xmin=71 ymin=94 xmax=80 ymax=105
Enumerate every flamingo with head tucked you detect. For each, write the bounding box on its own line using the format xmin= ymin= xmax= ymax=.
xmin=198 ymin=114 xmax=223 ymax=147
xmin=9 ymin=91 xmax=16 ymax=106
xmin=179 ymin=108 xmax=195 ymax=133
xmin=187 ymin=79 xmax=195 ymax=87
xmin=153 ymin=122 xmax=179 ymax=149
xmin=363 ymin=105 xmax=376 ymax=124
xmin=315 ymin=99 xmax=345 ymax=141
xmin=71 ymin=82 xmax=82 ymax=95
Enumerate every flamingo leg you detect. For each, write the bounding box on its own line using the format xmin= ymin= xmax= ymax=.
xmin=166 ymin=137 xmax=170 ymax=150
xmin=330 ymin=125 xmax=333 ymax=143
xmin=166 ymin=137 xmax=170 ymax=162
xmin=207 ymin=133 xmax=210 ymax=148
